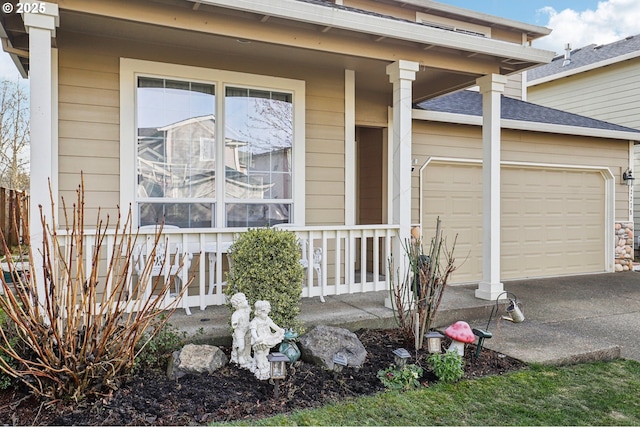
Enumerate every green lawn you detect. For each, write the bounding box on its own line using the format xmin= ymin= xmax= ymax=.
xmin=221 ymin=359 xmax=640 ymax=426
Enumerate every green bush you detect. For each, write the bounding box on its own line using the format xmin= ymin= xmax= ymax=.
xmin=377 ymin=364 xmax=423 ymax=390
xmin=427 ymin=350 xmax=464 ymax=383
xmin=135 ymin=319 xmax=187 ymax=372
xmin=224 ymin=228 xmax=304 ymax=331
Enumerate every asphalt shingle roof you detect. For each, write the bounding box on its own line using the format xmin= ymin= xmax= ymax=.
xmin=528 ymin=33 xmax=640 ymax=81
xmin=415 ymin=90 xmax=640 ymax=134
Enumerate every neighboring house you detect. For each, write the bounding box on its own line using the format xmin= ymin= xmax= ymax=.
xmin=526 ymin=34 xmax=640 ymax=249
xmin=1 ymin=0 xmax=637 ymax=314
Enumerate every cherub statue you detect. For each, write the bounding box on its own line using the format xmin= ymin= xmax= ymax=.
xmin=229 ymin=292 xmax=252 ymax=368
xmin=250 ymin=300 xmax=285 ymax=380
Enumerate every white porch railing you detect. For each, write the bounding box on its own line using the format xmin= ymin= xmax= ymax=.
xmin=53 ymin=224 xmax=399 ymax=315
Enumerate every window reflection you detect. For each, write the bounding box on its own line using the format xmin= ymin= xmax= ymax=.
xmin=135 ymin=78 xmax=294 ymax=228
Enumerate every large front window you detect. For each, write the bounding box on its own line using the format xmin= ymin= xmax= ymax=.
xmin=132 ymin=66 xmax=299 ymax=228
xmin=224 ymin=87 xmax=293 ymax=227
xmin=137 ymin=77 xmax=216 ymax=227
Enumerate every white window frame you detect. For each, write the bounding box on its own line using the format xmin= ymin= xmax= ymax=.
xmin=120 ymin=58 xmax=306 ymax=227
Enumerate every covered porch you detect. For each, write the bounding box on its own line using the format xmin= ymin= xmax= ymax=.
xmin=2 ymin=0 xmax=556 ymax=311
xmin=54 ymin=224 xmax=398 ymax=315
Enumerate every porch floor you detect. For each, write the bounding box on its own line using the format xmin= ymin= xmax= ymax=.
xmin=169 ymin=272 xmax=637 ymax=367
xmin=169 ymin=283 xmax=493 ymax=346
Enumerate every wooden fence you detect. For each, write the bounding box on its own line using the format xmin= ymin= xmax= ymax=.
xmin=0 ymin=187 xmax=28 ymax=254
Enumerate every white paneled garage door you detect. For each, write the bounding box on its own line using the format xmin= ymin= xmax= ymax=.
xmin=422 ymin=162 xmax=606 ymax=282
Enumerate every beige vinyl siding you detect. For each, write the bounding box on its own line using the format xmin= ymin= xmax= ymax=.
xmin=57 ymin=31 xmax=351 ymax=227
xmin=306 ymin=71 xmax=346 ymax=225
xmin=528 ymin=58 xmax=640 ymax=129
xmin=58 ymin=36 xmax=121 ymax=220
xmin=412 ymin=121 xmax=628 ymax=221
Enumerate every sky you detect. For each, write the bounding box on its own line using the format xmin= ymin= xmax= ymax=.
xmin=0 ymin=0 xmax=639 ymax=80
xmin=438 ymin=0 xmax=640 ymax=54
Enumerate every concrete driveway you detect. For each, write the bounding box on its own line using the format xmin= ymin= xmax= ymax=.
xmin=475 ymin=272 xmax=640 ymax=364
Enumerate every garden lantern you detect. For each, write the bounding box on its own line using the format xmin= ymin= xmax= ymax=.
xmin=425 ymin=331 xmax=444 ymax=353
xmin=392 ymin=348 xmax=411 ymax=368
xmin=267 ymin=352 xmax=289 ymax=399
xmin=333 ymin=352 xmax=348 ymax=374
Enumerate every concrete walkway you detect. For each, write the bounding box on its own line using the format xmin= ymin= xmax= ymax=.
xmin=170 ymin=271 xmax=640 ymax=365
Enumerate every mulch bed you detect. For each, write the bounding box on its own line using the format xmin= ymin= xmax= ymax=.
xmin=0 ymin=328 xmax=526 ymax=425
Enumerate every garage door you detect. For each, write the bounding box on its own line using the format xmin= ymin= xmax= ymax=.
xmin=422 ymin=162 xmax=606 ymax=282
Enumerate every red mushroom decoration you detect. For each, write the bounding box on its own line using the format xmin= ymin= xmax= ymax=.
xmin=444 ymin=321 xmax=475 ymax=356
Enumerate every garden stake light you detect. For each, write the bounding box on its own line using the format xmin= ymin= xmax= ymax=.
xmin=425 ymin=331 xmax=444 ymax=353
xmin=472 ymin=328 xmax=493 ymax=359
xmin=392 ymin=348 xmax=411 ymax=368
xmin=267 ymin=352 xmax=289 ymax=399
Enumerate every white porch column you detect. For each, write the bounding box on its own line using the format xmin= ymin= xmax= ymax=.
xmin=385 ymin=60 xmax=418 ymax=306
xmin=24 ymin=3 xmax=59 ymax=308
xmin=475 ymin=74 xmax=507 ymax=300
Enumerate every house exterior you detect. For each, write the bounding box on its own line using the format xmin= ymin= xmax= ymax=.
xmin=2 ymin=0 xmax=638 ymax=315
xmin=414 ymin=90 xmax=640 ymax=279
xmin=526 ymin=34 xmax=640 ymax=254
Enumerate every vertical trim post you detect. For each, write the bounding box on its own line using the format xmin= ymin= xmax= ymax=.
xmin=476 ymin=73 xmax=507 ymax=300
xmin=24 ymin=2 xmax=59 ymax=309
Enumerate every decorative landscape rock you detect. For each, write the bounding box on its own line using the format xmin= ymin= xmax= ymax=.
xmin=615 ymin=221 xmax=634 ymax=272
xmin=299 ymin=325 xmax=367 ymax=369
xmin=167 ymin=344 xmax=228 ymax=380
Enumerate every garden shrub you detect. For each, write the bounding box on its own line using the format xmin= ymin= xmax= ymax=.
xmin=377 ymin=364 xmax=423 ymax=390
xmin=0 ymin=177 xmax=192 ymax=401
xmin=135 ymin=318 xmax=187 ymax=372
xmin=224 ymin=227 xmax=304 ymax=331
xmin=427 ymin=350 xmax=464 ymax=383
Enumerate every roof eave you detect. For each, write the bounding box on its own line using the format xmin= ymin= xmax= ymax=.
xmin=190 ymin=0 xmax=555 ymax=65
xmin=413 ymin=109 xmax=640 ymax=141
xmin=390 ymin=0 xmax=552 ymax=39
xmin=528 ymin=50 xmax=640 ymax=86
xmin=0 ymin=22 xmax=28 ymax=78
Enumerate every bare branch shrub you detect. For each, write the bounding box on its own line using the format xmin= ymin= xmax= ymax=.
xmin=388 ymin=217 xmax=458 ymax=350
xmin=0 ymin=179 xmax=193 ymax=401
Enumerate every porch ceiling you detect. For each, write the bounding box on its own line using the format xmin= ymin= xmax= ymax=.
xmin=1 ymin=0 xmax=553 ymax=101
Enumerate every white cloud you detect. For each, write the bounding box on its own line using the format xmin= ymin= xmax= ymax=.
xmin=532 ymin=0 xmax=640 ymax=54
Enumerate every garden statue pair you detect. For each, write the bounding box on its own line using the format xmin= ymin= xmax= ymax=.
xmin=230 ymin=292 xmax=285 ymax=380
